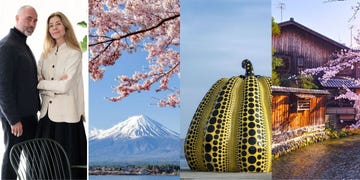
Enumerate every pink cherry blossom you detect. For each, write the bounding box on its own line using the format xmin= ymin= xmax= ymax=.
xmin=89 ymin=0 xmax=180 ymax=107
xmin=303 ymin=48 xmax=360 ymax=125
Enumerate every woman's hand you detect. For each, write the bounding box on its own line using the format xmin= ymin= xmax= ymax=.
xmin=60 ymin=74 xmax=68 ymax=80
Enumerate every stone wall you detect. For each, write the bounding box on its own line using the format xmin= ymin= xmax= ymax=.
xmin=272 ymin=125 xmax=330 ymax=159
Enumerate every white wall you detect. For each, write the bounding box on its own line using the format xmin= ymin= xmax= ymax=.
xmin=0 ymin=0 xmax=88 ymax=174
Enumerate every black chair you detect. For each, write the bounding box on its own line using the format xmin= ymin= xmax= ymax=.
xmin=9 ymin=138 xmax=72 ymax=179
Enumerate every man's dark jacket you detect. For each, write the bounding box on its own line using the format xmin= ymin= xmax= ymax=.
xmin=0 ymin=28 xmax=40 ymax=125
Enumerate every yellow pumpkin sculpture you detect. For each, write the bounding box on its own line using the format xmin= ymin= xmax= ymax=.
xmin=184 ymin=59 xmax=272 ymax=172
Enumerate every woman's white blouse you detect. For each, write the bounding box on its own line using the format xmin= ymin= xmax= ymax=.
xmin=37 ymin=43 xmax=85 ymax=123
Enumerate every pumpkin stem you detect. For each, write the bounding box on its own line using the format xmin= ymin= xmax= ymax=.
xmin=242 ymin=59 xmax=254 ymax=76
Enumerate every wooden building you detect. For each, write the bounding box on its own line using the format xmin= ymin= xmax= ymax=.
xmin=272 ymin=18 xmax=359 ymax=131
xmin=273 ymin=18 xmax=349 ymax=77
xmin=272 ymin=86 xmax=329 ymax=143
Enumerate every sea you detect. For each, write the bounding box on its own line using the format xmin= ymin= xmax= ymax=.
xmin=89 ymin=175 xmax=179 ymax=180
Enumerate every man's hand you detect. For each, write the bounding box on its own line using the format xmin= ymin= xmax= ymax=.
xmin=11 ymin=121 xmax=23 ymax=137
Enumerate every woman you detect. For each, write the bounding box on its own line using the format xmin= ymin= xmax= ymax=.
xmin=36 ymin=12 xmax=86 ymax=179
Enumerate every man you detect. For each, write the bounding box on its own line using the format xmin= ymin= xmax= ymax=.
xmin=0 ymin=5 xmax=40 ymax=179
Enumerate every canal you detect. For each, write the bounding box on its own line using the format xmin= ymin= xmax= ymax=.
xmin=272 ymin=135 xmax=360 ymax=179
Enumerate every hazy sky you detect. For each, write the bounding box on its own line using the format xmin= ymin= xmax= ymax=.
xmin=180 ymin=0 xmax=272 ymax=137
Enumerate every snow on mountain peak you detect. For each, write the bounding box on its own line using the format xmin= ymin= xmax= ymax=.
xmin=90 ymin=115 xmax=179 ymax=140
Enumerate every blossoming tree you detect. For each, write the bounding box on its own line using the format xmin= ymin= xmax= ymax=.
xmin=89 ymin=0 xmax=180 ymax=107
xmin=302 ymin=49 xmax=360 ymax=126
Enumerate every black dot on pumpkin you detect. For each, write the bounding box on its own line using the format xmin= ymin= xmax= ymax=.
xmin=242 ymin=139 xmax=247 ymax=144
xmin=217 ymin=97 xmax=223 ymax=102
xmin=205 ymin=144 xmax=211 ymax=152
xmin=214 ymin=135 xmax=219 ymax=139
xmin=249 ymin=122 xmax=255 ymax=128
xmin=207 ymin=125 xmax=215 ymax=132
xmin=249 ymin=146 xmax=256 ymax=154
xmin=241 ymin=157 xmax=247 ymax=162
xmin=249 ymin=98 xmax=254 ymax=102
xmin=241 ymin=151 xmax=247 ymax=156
xmin=248 ymin=156 xmax=256 ymax=164
xmin=205 ymin=134 xmax=213 ymax=142
xmin=249 ymin=129 xmax=256 ymax=136
xmin=219 ymin=91 xmax=225 ymax=95
xmin=256 ymin=168 xmax=261 ymax=172
xmin=213 ymin=140 xmax=218 ymax=145
xmin=215 ymin=103 xmax=221 ymax=109
xmin=212 ymin=110 xmax=219 ymax=116
xmin=248 ymin=109 xmax=255 ymax=114
xmin=249 ymin=137 xmax=257 ymax=145
xmin=206 ymin=164 xmax=214 ymax=171
xmin=209 ymin=117 xmax=216 ymax=124
xmin=212 ymin=153 xmax=217 ymax=157
xmin=257 ymin=155 xmax=262 ymax=160
xmin=248 ymin=165 xmax=255 ymax=171
xmin=216 ymin=124 xmax=221 ymax=129
xmin=213 ymin=146 xmax=218 ymax=151
xmin=257 ymin=162 xmax=261 ymax=166
xmin=248 ymin=116 xmax=255 ymax=121
xmin=215 ymin=130 xmax=220 ymax=134
xmin=242 ymin=145 xmax=247 ymax=150
xmin=205 ymin=154 xmax=212 ymax=162
xmin=249 ymin=103 xmax=254 ymax=108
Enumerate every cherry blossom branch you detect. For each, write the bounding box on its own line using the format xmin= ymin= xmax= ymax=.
xmin=89 ymin=14 xmax=180 ymax=47
xmin=89 ymin=0 xmax=180 ymax=107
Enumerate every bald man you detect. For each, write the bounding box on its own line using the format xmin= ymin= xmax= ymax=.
xmin=0 ymin=5 xmax=40 ymax=179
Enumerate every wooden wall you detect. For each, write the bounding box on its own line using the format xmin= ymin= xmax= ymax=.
xmin=272 ymin=25 xmax=345 ymax=75
xmin=272 ymin=94 xmax=326 ymax=133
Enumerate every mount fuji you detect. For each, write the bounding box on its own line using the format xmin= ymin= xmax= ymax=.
xmin=89 ymin=115 xmax=180 ymax=165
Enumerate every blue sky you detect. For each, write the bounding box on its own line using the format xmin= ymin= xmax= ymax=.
xmin=180 ymin=0 xmax=272 ymax=137
xmin=272 ymin=0 xmax=360 ymax=48
xmin=90 ymin=0 xmax=360 ymax=137
xmin=89 ymin=46 xmax=180 ymax=132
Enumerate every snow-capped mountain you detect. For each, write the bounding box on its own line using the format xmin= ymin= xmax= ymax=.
xmin=90 ymin=115 xmax=179 ymax=140
xmin=89 ymin=115 xmax=180 ymax=165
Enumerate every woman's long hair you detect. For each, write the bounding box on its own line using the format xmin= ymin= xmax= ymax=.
xmin=42 ymin=11 xmax=81 ymax=58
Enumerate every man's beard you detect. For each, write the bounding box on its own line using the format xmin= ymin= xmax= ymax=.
xmin=23 ymin=27 xmax=34 ymax=36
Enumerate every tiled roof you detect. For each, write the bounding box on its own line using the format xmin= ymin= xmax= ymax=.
xmin=319 ymin=78 xmax=360 ymax=88
xmin=272 ymin=86 xmax=330 ymax=95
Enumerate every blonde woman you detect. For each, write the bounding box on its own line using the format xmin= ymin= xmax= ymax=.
xmin=36 ymin=12 xmax=86 ymax=179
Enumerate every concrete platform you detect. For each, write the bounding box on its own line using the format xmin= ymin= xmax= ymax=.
xmin=180 ymin=170 xmax=272 ymax=180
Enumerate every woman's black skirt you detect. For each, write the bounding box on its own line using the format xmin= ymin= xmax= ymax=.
xmin=36 ymin=113 xmax=87 ymax=179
